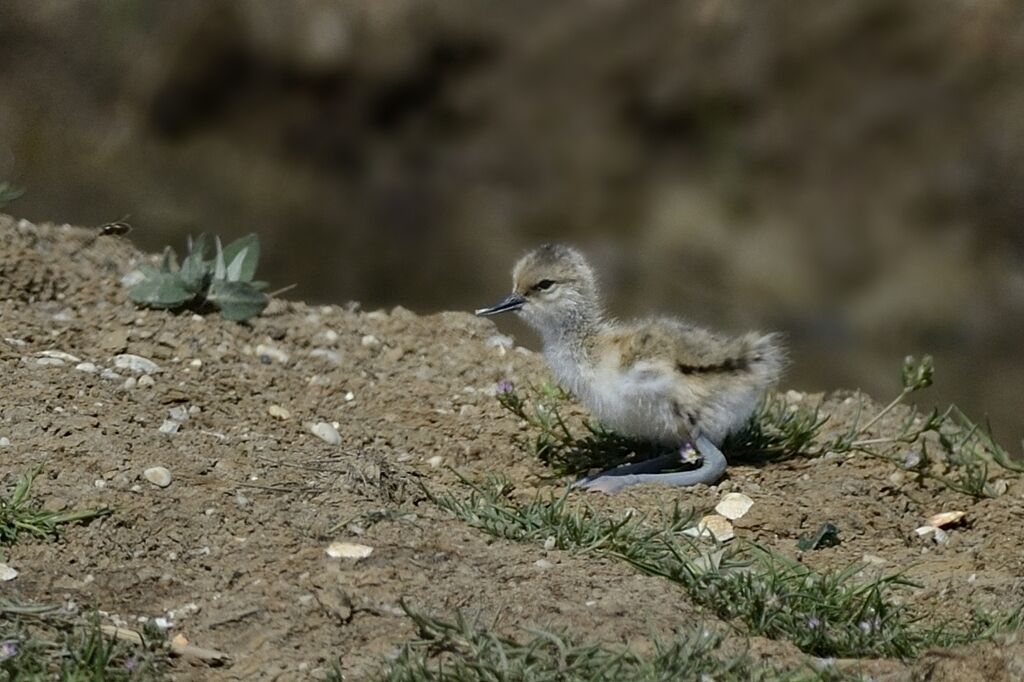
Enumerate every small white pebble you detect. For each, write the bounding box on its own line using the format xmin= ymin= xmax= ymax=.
xmin=326 ymin=542 xmax=373 ymax=559
xmin=543 ymin=536 xmax=556 ymax=551
xmin=74 ymin=362 xmax=98 ymax=373
xmin=38 ymin=350 xmax=81 ymax=362
xmin=168 ymin=406 xmax=189 ymax=422
xmin=427 ymin=455 xmax=444 ymax=468
xmin=344 ymin=391 xmax=355 ymax=402
xmin=0 ymin=563 xmax=19 ymax=581
xmin=94 ymin=479 xmax=106 ymax=489
xmin=122 ymin=377 xmax=137 ymax=390
xmin=158 ymin=420 xmax=180 ymax=435
xmin=268 ymin=405 xmax=291 ymax=420
xmin=255 ymin=344 xmax=289 ymax=363
xmin=360 ymin=334 xmax=380 ymax=348
xmin=36 ymin=357 xmax=65 ymax=367
xmin=311 ymin=422 xmax=341 ymax=445
xmin=144 ymin=467 xmax=173 ymax=488
xmin=189 ymin=358 xmax=202 ymax=368
xmin=0 ymin=437 xmax=9 ymax=448
xmin=114 ymin=354 xmax=160 ymax=374
xmin=534 ymin=559 xmax=554 ymax=569
xmin=322 ymin=330 xmax=339 ymax=343
xmin=137 ymin=375 xmax=155 ymax=388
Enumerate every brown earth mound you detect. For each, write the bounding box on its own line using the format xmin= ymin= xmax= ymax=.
xmin=1 ymin=214 xmax=1023 ymax=680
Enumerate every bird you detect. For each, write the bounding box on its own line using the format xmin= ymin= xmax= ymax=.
xmin=475 ymin=244 xmax=785 ymax=493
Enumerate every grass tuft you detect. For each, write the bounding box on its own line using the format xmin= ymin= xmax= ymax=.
xmin=0 ymin=466 xmax=112 ymax=547
xmin=0 ymin=601 xmax=165 ymax=680
xmin=426 ymin=475 xmax=1022 ymax=660
xmin=367 ymin=602 xmax=855 ymax=682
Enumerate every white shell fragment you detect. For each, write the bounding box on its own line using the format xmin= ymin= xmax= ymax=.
xmin=683 ymin=514 xmax=735 ymax=542
xmin=928 ymin=511 xmax=965 ymax=529
xmin=0 ymin=563 xmax=18 ymax=581
xmin=144 ymin=467 xmax=173 ymax=488
xmin=114 ymin=354 xmax=161 ymax=374
xmin=38 ymin=350 xmax=81 ymax=363
xmin=311 ymin=422 xmax=341 ymax=445
xmin=326 ymin=542 xmax=373 ymax=560
xmin=714 ymin=493 xmax=754 ymax=520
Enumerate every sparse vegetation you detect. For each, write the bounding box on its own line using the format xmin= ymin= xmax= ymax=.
xmin=128 ymin=233 xmax=269 ymax=322
xmin=496 ymin=355 xmax=1022 ymax=498
xmin=0 ymin=601 xmax=165 ymax=680
xmin=0 ymin=466 xmax=111 ymax=547
xmin=369 ymin=602 xmax=856 ymax=682
xmin=426 ymin=474 xmax=1024 ymax=660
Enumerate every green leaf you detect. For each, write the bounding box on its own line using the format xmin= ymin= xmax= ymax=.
xmin=220 ymin=234 xmax=260 ymax=282
xmin=0 ymin=182 xmax=25 ymax=208
xmin=159 ymin=246 xmax=179 ymax=273
xmin=796 ymin=522 xmax=840 ymax=551
xmin=128 ymin=272 xmax=193 ymax=308
xmin=180 ymin=233 xmax=212 ymax=293
xmin=207 ymin=280 xmax=268 ymax=321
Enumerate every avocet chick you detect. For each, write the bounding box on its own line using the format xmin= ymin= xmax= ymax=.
xmin=476 ymin=244 xmax=785 ymax=493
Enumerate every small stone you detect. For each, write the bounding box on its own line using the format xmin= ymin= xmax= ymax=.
xmin=322 ymin=330 xmax=339 ymax=344
xmin=189 ymin=359 xmax=202 ymax=368
xmin=137 ymin=375 xmax=155 ymax=388
xmin=38 ymin=350 xmax=81 ymax=363
xmin=35 ymin=357 xmax=65 ymax=367
xmin=0 ymin=437 xmax=9 ymax=448
xmin=360 ymin=334 xmax=380 ymax=348
xmin=534 ymin=559 xmax=554 ymax=569
xmin=268 ymin=405 xmax=291 ymax=420
xmin=714 ymin=493 xmax=754 ymax=520
xmin=74 ymin=362 xmax=99 ymax=373
xmin=543 ymin=536 xmax=557 ymax=551
xmin=325 ymin=542 xmax=373 ymax=559
xmin=427 ymin=455 xmax=444 ymax=468
xmin=101 ymin=369 xmax=122 ymax=381
xmin=309 ymin=349 xmax=341 ymax=364
xmin=0 ymin=563 xmax=18 ymax=581
xmin=255 ymin=344 xmax=289 ymax=363
xmin=344 ymin=391 xmax=355 ymax=402
xmin=486 ymin=334 xmax=514 ymax=356
xmin=120 ymin=270 xmax=146 ymax=287
xmin=159 ymin=420 xmax=180 ymax=435
xmin=168 ymin=406 xmax=189 ymax=422
xmin=122 ymin=377 xmax=137 ymax=390
xmin=144 ymin=467 xmax=173 ymax=488
xmin=235 ymin=493 xmax=249 ymax=507
xmin=311 ymin=422 xmax=341 ymax=445
xmin=114 ymin=354 xmax=161 ymax=374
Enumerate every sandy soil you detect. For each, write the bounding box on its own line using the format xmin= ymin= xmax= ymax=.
xmin=2 ymin=213 xmax=1024 ymax=681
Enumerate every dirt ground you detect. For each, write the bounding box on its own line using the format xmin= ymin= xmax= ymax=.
xmin=2 ymin=214 xmax=1024 ymax=681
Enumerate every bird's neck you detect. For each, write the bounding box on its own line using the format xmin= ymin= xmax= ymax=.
xmin=539 ymin=308 xmax=602 ymax=367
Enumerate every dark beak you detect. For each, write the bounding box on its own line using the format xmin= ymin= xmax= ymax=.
xmin=475 ymin=293 xmax=526 ymax=317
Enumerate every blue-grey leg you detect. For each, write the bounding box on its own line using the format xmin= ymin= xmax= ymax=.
xmin=573 ymin=435 xmax=728 ymax=494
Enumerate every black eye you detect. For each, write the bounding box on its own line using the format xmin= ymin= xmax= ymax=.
xmin=535 ymin=279 xmax=555 ymax=291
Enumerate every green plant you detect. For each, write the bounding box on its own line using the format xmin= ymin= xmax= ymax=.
xmin=0 ymin=182 xmax=23 ymax=209
xmin=369 ymin=602 xmax=852 ymax=682
xmin=426 ymin=474 xmax=1023 ymax=660
xmin=128 ymin=233 xmax=269 ymax=322
xmin=0 ymin=466 xmax=111 ymax=546
xmin=0 ymin=602 xmax=165 ymax=680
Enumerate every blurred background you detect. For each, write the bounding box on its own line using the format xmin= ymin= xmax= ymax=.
xmin=1 ymin=0 xmax=1022 ymax=443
